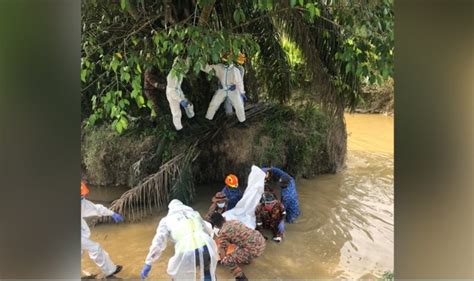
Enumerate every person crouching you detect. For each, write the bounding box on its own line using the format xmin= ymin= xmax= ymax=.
xmin=209 ymin=213 xmax=265 ymax=281
xmin=205 ymin=191 xmax=229 ymax=222
xmin=255 ymin=192 xmax=286 ymax=243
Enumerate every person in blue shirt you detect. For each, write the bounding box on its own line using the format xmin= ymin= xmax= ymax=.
xmin=221 ymin=174 xmax=243 ymax=210
xmin=261 ymin=167 xmax=300 ymax=223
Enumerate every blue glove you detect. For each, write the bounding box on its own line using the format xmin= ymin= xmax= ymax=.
xmin=111 ymin=212 xmax=124 ymax=223
xmin=241 ymin=94 xmax=248 ymax=102
xmin=278 ymin=220 xmax=285 ymax=233
xmin=180 ymin=99 xmax=189 ymax=108
xmin=141 ymin=264 xmax=152 ymax=279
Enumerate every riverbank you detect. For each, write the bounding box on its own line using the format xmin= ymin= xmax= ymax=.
xmin=81 ymin=103 xmax=334 ymax=188
xmin=354 ymin=80 xmax=394 ymax=115
xmin=81 ymin=113 xmax=394 ymax=279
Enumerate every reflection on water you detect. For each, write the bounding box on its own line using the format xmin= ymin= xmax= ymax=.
xmin=82 ymin=113 xmax=394 ymax=279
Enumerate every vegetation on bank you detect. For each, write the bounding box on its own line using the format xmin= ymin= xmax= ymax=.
xmin=355 ymin=78 xmax=394 ymax=114
xmin=81 ymin=0 xmax=394 ymax=219
xmin=82 ymin=103 xmax=330 ymax=187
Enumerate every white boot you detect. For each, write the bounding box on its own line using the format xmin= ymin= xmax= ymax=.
xmin=185 ymin=104 xmax=195 ymax=118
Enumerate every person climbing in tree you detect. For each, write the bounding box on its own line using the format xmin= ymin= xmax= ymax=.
xmin=201 ymin=53 xmax=248 ymax=128
xmin=255 ymin=192 xmax=286 ymax=243
xmin=223 ymin=53 xmax=247 ymax=116
xmin=204 ymin=191 xmax=229 ymax=222
xmin=262 ymin=167 xmax=300 ymax=223
xmin=143 ymin=67 xmax=164 ymax=116
xmin=221 ymin=174 xmax=243 ymax=210
xmin=166 ymin=57 xmax=195 ymax=131
xmin=209 ymin=212 xmax=265 ymax=281
xmin=81 ymin=181 xmax=124 ymax=278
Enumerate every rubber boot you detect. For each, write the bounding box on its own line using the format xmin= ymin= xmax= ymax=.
xmin=185 ymin=104 xmax=195 ymax=118
xmin=105 ymin=265 xmax=123 ymax=278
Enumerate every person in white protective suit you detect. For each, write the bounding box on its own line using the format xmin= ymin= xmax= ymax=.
xmin=140 ymin=199 xmax=218 ymax=281
xmin=223 ymin=53 xmax=247 ymax=116
xmin=201 ymin=55 xmax=247 ymax=127
xmin=166 ymin=57 xmax=195 ymax=131
xmin=81 ymin=181 xmax=124 ymax=278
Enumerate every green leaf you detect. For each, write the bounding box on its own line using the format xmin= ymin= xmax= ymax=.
xmin=120 ymin=0 xmax=128 ymax=10
xmin=233 ymin=10 xmax=241 ymax=25
xmin=315 ymin=7 xmax=320 ymax=17
xmin=290 ymin=0 xmax=297 ymax=7
xmin=81 ymin=69 xmax=87 ymax=82
xmin=115 ymin=121 xmax=123 ymax=134
xmin=345 ymin=62 xmax=352 ymax=74
xmin=146 ymin=99 xmax=154 ymax=109
xmin=88 ymin=114 xmax=97 ymax=126
xmin=298 ymin=0 xmax=304 ymax=6
xmin=306 ymin=3 xmax=315 ymax=18
xmin=119 ymin=116 xmax=128 ymax=129
xmin=137 ymin=95 xmax=145 ymax=107
xmin=110 ymin=57 xmax=119 ymax=73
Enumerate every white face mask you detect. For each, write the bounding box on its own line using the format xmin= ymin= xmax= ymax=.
xmin=217 ymin=202 xmax=226 ymax=208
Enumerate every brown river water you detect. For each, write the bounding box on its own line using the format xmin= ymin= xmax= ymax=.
xmin=82 ymin=113 xmax=394 ymax=280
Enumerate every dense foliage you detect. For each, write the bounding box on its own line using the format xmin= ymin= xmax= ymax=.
xmin=81 ymin=0 xmax=394 ymax=133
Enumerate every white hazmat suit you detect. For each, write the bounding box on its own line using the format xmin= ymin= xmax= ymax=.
xmin=81 ymin=199 xmax=118 ymax=276
xmin=166 ymin=60 xmax=194 ymax=131
xmin=202 ymin=63 xmax=246 ymax=122
xmin=223 ymin=65 xmax=245 ymax=116
xmin=144 ymin=199 xmax=218 ymax=280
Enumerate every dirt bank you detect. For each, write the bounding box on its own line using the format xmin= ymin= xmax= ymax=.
xmin=355 ymin=79 xmax=394 ymax=115
xmin=81 ymin=104 xmax=333 ymax=187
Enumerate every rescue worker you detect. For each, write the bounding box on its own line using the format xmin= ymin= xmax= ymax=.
xmin=201 ymin=55 xmax=247 ymax=127
xmin=143 ymin=67 xmax=163 ymax=115
xmin=140 ymin=199 xmax=218 ymax=281
xmin=81 ymin=181 xmax=124 ymax=278
xmin=223 ymin=53 xmax=247 ymax=116
xmin=262 ymin=167 xmax=300 ymax=223
xmin=209 ymin=212 xmax=265 ymax=281
xmin=255 ymin=192 xmax=286 ymax=243
xmin=221 ymin=174 xmax=243 ymax=210
xmin=204 ymin=191 xmax=229 ymax=222
xmin=166 ymin=57 xmax=195 ymax=131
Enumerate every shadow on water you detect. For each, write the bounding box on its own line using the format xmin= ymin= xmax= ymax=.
xmin=82 ymin=113 xmax=394 ymax=279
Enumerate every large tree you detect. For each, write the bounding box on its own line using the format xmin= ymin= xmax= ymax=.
xmin=81 ymin=0 xmax=393 ymax=217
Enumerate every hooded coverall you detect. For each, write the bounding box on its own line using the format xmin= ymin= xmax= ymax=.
xmin=81 ymin=199 xmax=118 ymax=276
xmin=202 ymin=63 xmax=246 ymax=122
xmin=144 ymin=199 xmax=218 ymax=280
xmin=223 ymin=65 xmax=245 ymax=115
xmin=166 ymin=70 xmax=194 ymax=131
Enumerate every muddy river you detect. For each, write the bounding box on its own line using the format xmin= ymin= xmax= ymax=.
xmin=82 ymin=113 xmax=394 ymax=279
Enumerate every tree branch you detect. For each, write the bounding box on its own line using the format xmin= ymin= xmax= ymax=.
xmin=198 ymin=0 xmax=216 ymax=26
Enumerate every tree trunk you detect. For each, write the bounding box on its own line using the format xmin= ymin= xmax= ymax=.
xmin=198 ymin=0 xmax=216 ymax=26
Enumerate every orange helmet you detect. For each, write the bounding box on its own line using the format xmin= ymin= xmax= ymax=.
xmin=225 ymin=174 xmax=239 ymax=188
xmin=81 ymin=181 xmax=89 ymax=197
